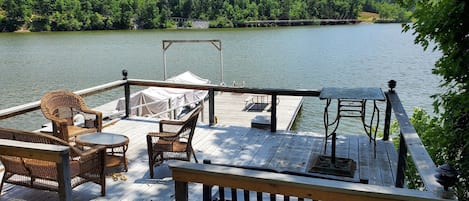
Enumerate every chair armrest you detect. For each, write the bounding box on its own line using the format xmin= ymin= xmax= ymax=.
xmin=81 ymin=109 xmax=102 ymax=119
xmin=76 ymin=145 xmax=106 ymax=175
xmin=159 ymin=119 xmax=185 ymax=132
xmin=77 ymin=145 xmax=106 ymax=163
xmin=159 ymin=119 xmax=185 ymax=126
xmin=80 ymin=109 xmax=103 ymax=131
xmin=148 ymin=132 xmax=179 ymax=138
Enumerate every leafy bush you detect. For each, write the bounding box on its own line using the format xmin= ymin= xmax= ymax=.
xmin=30 ymin=15 xmax=51 ymax=31
xmin=392 ymin=108 xmax=443 ymax=189
xmin=398 ymin=0 xmax=469 ymax=199
xmin=209 ymin=16 xmax=233 ymax=28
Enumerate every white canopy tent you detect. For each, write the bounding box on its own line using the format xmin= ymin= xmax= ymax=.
xmin=116 ymin=71 xmax=210 ymax=118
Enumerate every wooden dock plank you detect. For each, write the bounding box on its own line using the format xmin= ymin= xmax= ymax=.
xmin=248 ymin=131 xmax=285 ymax=167
xmin=348 ymin=135 xmax=360 ymax=182
xmin=335 ymin=133 xmax=350 ymax=159
xmin=203 ymin=93 xmax=303 ymax=131
xmin=363 ymin=135 xmax=383 ymax=185
xmin=268 ymin=134 xmax=314 ymax=172
xmin=359 ymin=135 xmax=370 ymax=183
xmin=386 ymin=140 xmax=399 ymax=185
xmin=379 ymin=140 xmax=396 ymax=187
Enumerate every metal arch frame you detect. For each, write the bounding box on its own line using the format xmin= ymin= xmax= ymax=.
xmin=162 ymin=39 xmax=224 ymax=84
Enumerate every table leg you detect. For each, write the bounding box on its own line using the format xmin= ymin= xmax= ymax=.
xmin=323 ymin=99 xmax=330 ymax=154
xmin=323 ymin=98 xmax=340 ymax=155
xmin=123 ymin=144 xmax=128 ymax=171
xmin=371 ymin=100 xmax=379 ymax=158
xmin=331 ymin=132 xmax=336 ymax=164
xmin=361 ymin=100 xmax=380 ymax=158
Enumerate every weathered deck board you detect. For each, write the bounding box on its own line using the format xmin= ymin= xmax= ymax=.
xmin=359 ymin=135 xmax=371 ymax=183
xmin=203 ymin=93 xmax=303 ymax=130
xmin=386 ymin=141 xmax=399 ymax=184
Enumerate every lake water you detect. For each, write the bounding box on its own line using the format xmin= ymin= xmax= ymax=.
xmin=0 ymin=23 xmax=441 ymax=133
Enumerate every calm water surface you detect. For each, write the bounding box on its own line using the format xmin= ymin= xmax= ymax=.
xmin=0 ymin=24 xmax=441 ymax=133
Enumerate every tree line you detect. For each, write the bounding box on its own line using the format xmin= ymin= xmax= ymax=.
xmin=0 ymin=0 xmax=407 ymax=32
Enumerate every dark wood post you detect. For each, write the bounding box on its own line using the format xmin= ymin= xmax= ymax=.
xmin=383 ymin=80 xmax=396 ymax=141
xmin=231 ymin=188 xmax=238 ymax=201
xmin=270 ymin=94 xmax=277 ymax=132
xmin=122 ymin=70 xmax=131 ymax=118
xmin=395 ymin=132 xmax=407 ymax=188
xmin=243 ymin=190 xmax=250 ymax=201
xmin=209 ymin=88 xmax=215 ymax=126
xmin=219 ymin=186 xmax=225 ymax=200
xmin=257 ymin=192 xmax=263 ymax=200
xmin=203 ymin=160 xmax=213 ymax=201
xmin=383 ymin=92 xmax=392 ymax=141
xmin=174 ymin=180 xmax=189 ymax=201
xmin=57 ymin=149 xmax=72 ymax=201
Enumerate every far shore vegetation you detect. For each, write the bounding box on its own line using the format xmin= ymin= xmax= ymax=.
xmin=0 ymin=0 xmax=410 ymax=32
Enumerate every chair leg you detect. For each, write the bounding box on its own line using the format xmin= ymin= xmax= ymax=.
xmin=323 ymin=136 xmax=328 ymax=154
xmin=191 ymin=147 xmax=198 ymax=163
xmin=147 ymin=135 xmax=155 ymax=179
xmin=149 ymin=153 xmax=164 ymax=179
xmin=101 ymin=183 xmax=106 ymax=196
xmin=149 ymin=162 xmax=154 ymax=179
xmin=0 ymin=173 xmax=6 ymax=194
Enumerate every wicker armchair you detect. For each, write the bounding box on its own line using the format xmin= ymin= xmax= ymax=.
xmin=0 ymin=127 xmax=106 ymax=196
xmin=146 ymin=105 xmax=202 ymax=178
xmin=40 ymin=90 xmax=102 ymax=142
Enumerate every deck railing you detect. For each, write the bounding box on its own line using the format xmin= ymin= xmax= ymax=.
xmin=169 ymin=160 xmax=445 ymax=201
xmin=124 ymin=78 xmax=320 ymax=132
xmin=0 ymin=72 xmax=452 ymax=199
xmin=385 ymin=91 xmax=443 ymax=194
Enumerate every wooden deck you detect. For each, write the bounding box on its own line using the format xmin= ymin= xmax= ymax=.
xmin=0 ymin=120 xmax=397 ymax=200
xmin=0 ymin=92 xmax=399 ymax=201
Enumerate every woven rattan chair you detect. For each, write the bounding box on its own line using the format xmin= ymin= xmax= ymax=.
xmin=0 ymin=127 xmax=106 ymax=197
xmin=146 ymin=105 xmax=202 ymax=178
xmin=41 ymin=90 xmax=102 ymax=142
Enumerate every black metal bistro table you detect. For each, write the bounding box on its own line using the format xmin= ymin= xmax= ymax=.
xmin=320 ymin=87 xmax=385 ymax=162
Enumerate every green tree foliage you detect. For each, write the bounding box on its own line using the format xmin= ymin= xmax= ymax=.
xmin=1 ymin=0 xmax=32 ymax=31
xmin=376 ymin=2 xmax=410 ymax=22
xmin=398 ymin=0 xmax=469 ymax=199
xmin=0 ymin=0 xmax=389 ymax=31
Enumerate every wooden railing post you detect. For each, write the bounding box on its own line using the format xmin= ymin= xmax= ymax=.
xmin=383 ymin=92 xmax=392 ymax=141
xmin=57 ymin=150 xmax=72 ymax=201
xmin=395 ymin=131 xmax=407 ymax=188
xmin=202 ymin=160 xmax=213 ymax=201
xmin=271 ymin=93 xmax=277 ymax=132
xmin=122 ymin=70 xmax=131 ymax=118
xmin=384 ymin=80 xmax=396 ymax=141
xmin=174 ymin=180 xmax=189 ymax=201
xmin=209 ymin=88 xmax=215 ymax=126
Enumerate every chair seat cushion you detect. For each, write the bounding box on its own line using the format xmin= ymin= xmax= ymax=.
xmin=155 ymin=139 xmax=188 ymax=152
xmin=23 ymin=159 xmax=80 ymax=180
xmin=67 ymin=126 xmax=97 ymax=138
xmin=0 ymin=156 xmax=30 ymax=176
